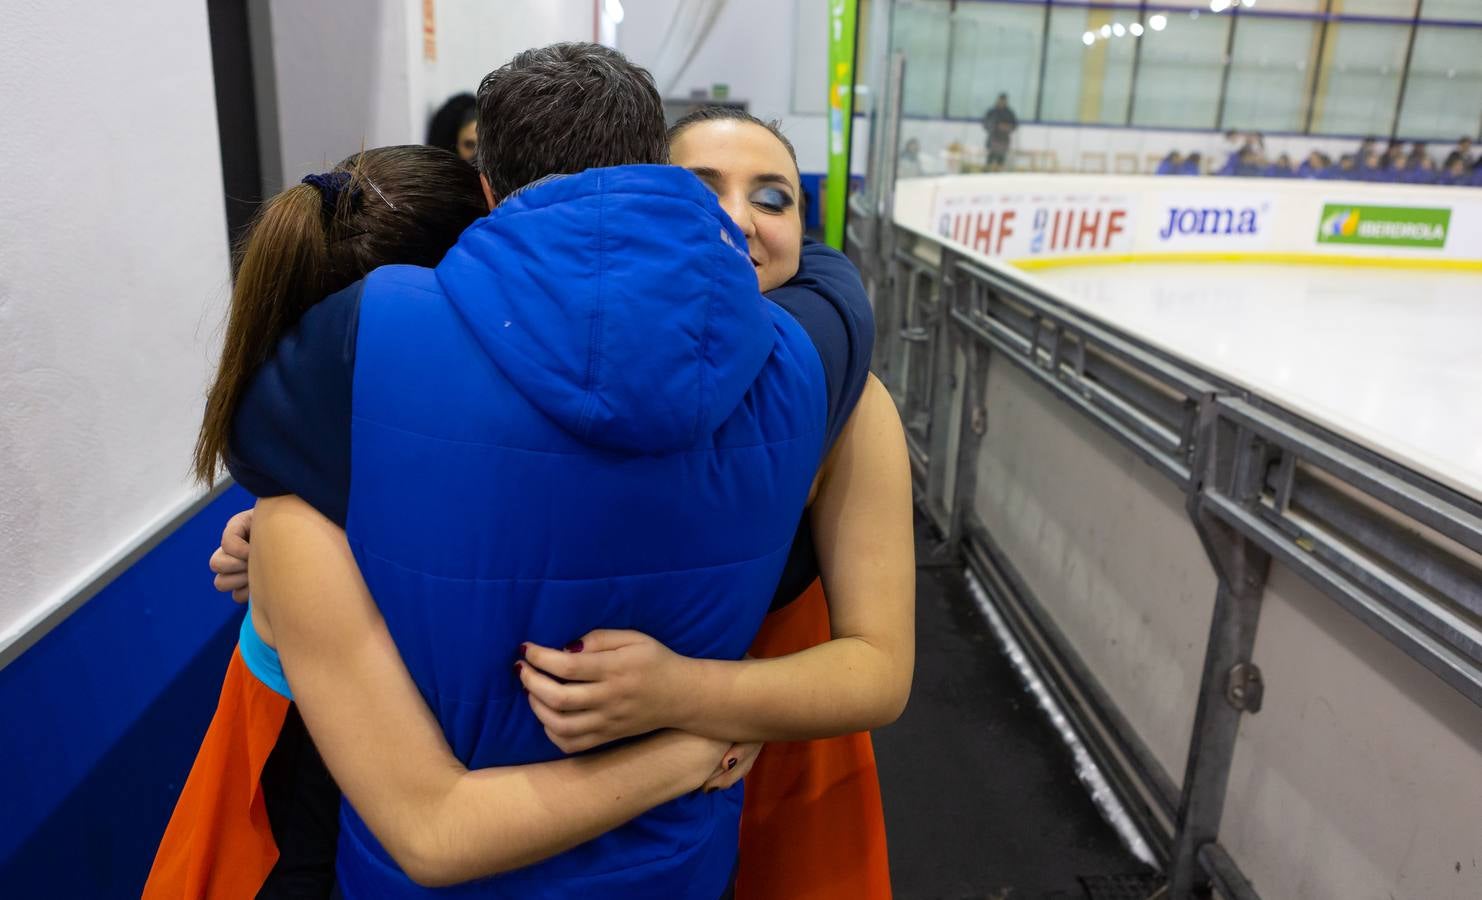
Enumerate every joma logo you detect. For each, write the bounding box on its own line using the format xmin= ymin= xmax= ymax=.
xmin=1159 ymin=206 xmax=1260 ymax=239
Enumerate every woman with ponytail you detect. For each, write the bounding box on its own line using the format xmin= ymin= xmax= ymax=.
xmin=151 ymin=146 xmax=490 ymax=898
xmin=191 ymin=147 xmax=488 ymax=489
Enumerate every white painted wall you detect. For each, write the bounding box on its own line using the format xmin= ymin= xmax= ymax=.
xmin=617 ymin=0 xmax=868 ymax=174
xmin=264 ymin=0 xmax=422 ymax=187
xmin=420 ymin=0 xmax=596 ymax=125
xmin=262 ymin=0 xmax=596 ymax=189
xmin=0 ymin=3 xmax=231 ymax=648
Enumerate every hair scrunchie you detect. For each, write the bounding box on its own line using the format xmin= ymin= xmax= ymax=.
xmin=301 ymin=171 xmax=357 ymax=218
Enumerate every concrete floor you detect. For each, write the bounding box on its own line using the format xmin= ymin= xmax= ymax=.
xmin=872 ymin=565 xmax=1155 ymax=899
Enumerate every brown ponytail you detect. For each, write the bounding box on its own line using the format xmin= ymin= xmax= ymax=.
xmin=193 ymin=184 xmax=329 ymax=483
xmin=192 ymin=145 xmax=487 ymax=484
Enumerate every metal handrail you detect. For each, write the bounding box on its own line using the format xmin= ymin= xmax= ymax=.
xmin=860 ymin=216 xmax=1482 ymax=900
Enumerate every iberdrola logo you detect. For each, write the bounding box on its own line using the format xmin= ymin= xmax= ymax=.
xmin=1317 ymin=204 xmax=1449 ymax=249
xmin=1321 ymin=208 xmax=1361 ymax=238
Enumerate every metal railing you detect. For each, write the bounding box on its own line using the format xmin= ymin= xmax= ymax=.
xmin=849 ymin=218 xmax=1482 ymax=898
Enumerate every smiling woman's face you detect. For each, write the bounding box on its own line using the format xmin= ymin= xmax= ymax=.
xmin=669 ymin=120 xmax=803 ymax=293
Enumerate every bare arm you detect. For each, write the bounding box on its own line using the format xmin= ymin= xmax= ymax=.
xmin=250 ymin=495 xmax=727 ymax=888
xmin=520 ymin=374 xmax=915 ymax=746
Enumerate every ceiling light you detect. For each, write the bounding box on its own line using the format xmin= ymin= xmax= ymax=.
xmin=1113 ymin=23 xmax=1126 ymax=36
xmin=1130 ymin=22 xmax=1144 ymax=36
xmin=1150 ymin=14 xmax=1167 ymax=31
xmin=1100 ymin=24 xmax=1112 ymax=38
xmin=1082 ymin=31 xmax=1096 ymax=46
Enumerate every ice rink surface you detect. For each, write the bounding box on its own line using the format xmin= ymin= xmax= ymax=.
xmin=1023 ymin=263 xmax=1482 ymax=500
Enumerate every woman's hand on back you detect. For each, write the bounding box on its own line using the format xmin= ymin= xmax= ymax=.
xmin=210 ymin=508 xmax=255 ymax=603
xmin=517 ymin=631 xmax=700 ymax=754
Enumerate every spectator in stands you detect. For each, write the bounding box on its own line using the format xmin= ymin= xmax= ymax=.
xmin=1156 ymin=151 xmax=1184 ymax=175
xmin=1406 ymin=142 xmax=1431 ymax=170
xmin=1439 ymin=156 xmax=1471 ymax=185
xmin=981 ymin=93 xmax=1018 ymax=172
xmin=1382 ymin=141 xmax=1405 ymax=171
xmin=1358 ymin=148 xmax=1385 ymax=181
xmin=898 ymin=138 xmax=923 ymax=179
xmin=1221 ymin=132 xmax=1266 ymax=175
xmin=1443 ymin=136 xmax=1475 ymax=170
xmin=1266 ymin=153 xmax=1295 ymax=178
xmin=1327 ymin=154 xmax=1357 ymax=180
xmin=1223 ymin=130 xmax=1244 ymax=161
xmin=1401 ymin=149 xmax=1439 ymax=184
xmin=1161 ymin=134 xmax=1473 ymax=186
xmin=1220 ymin=146 xmax=1262 ymax=177
xmin=1297 ymin=151 xmax=1328 ymax=178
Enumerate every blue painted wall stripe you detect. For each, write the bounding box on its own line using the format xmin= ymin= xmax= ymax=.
xmin=0 ymin=485 xmax=254 ymax=896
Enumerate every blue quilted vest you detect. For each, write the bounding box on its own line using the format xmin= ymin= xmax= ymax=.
xmin=333 ymin=166 xmax=827 ymax=898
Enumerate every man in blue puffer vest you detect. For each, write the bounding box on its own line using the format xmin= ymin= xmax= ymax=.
xmin=228 ymin=43 xmax=872 ymax=899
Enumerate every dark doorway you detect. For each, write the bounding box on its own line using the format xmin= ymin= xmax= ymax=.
xmin=206 ymin=0 xmax=267 ymax=249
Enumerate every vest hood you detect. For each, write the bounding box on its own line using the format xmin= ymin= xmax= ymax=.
xmin=436 ymin=165 xmax=771 ymax=454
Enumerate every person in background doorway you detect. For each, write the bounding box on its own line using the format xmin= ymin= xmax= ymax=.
xmin=425 ymin=92 xmax=478 ymax=162
xmin=898 ymin=138 xmax=924 ymax=178
xmin=1155 ymin=150 xmax=1183 ymax=175
xmin=981 ymin=93 xmax=1017 ymax=172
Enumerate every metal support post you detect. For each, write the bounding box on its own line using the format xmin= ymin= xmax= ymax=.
xmin=1169 ymin=403 xmax=1275 ymax=898
xmin=920 ymin=255 xmax=988 ymax=565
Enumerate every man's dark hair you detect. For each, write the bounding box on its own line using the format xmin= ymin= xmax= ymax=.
xmin=475 ymin=42 xmax=667 ymax=199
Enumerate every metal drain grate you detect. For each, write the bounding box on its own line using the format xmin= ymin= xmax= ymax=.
xmin=1078 ymin=872 xmax=1166 ymax=900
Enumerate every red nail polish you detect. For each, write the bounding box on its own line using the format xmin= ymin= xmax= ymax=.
xmin=565 ymin=639 xmax=584 ymax=653
xmin=727 ymin=758 xmax=738 ymax=770
xmin=514 ymin=661 xmax=523 ymax=674
xmin=518 ymin=644 xmax=528 ymax=658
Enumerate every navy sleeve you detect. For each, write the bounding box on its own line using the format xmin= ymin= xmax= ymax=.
xmin=226 ymin=281 xmax=362 ymax=529
xmin=764 ymin=238 xmax=874 ymax=453
xmin=764 ymin=242 xmax=875 ymax=613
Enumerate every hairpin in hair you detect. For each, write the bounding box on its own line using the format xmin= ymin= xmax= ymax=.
xmin=361 ymin=175 xmax=397 ymax=210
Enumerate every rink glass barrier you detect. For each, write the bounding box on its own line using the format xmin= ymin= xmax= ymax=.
xmin=849 ymin=173 xmax=1482 ymax=900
